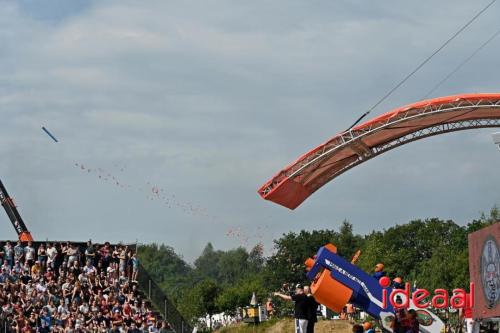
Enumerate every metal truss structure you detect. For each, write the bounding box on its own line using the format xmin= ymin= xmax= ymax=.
xmin=258 ymin=94 xmax=500 ymax=209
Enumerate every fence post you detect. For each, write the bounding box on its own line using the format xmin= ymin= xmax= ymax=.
xmin=164 ymin=298 xmax=167 ymax=319
xmin=181 ymin=321 xmax=184 ymax=333
xmin=148 ymin=279 xmax=151 ymax=299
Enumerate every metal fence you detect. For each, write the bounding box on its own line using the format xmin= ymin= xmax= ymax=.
xmin=0 ymin=316 xmax=13 ymax=333
xmin=136 ymin=263 xmax=192 ymax=333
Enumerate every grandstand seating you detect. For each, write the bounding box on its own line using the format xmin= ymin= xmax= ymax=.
xmin=0 ymin=241 xmax=189 ymax=333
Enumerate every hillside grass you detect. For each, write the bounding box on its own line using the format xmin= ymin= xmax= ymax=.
xmin=216 ymin=318 xmax=352 ymax=333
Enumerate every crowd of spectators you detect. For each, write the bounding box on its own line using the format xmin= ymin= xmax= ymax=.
xmin=0 ymin=240 xmax=172 ymax=333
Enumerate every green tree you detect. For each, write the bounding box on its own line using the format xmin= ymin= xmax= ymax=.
xmin=216 ymin=275 xmax=267 ymax=315
xmin=136 ymin=206 xmax=499 ymax=324
xmin=248 ymin=243 xmax=265 ymax=272
xmin=416 ymin=246 xmax=469 ymax=291
xmin=137 ymin=243 xmax=193 ymax=303
xmin=337 ymin=220 xmax=364 ymax=259
xmin=358 ymin=218 xmax=469 ymax=291
xmin=264 ymin=225 xmax=358 ymax=289
xmin=216 ymin=247 xmax=250 ymax=285
xmin=468 ymin=205 xmax=500 ymax=232
xmin=194 ymin=243 xmax=223 ymax=280
xmin=185 ymin=279 xmax=221 ymax=331
xmin=138 ymin=243 xmax=191 ymax=283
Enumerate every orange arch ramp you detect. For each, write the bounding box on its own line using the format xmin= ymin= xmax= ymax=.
xmin=258 ymin=93 xmax=500 ymax=209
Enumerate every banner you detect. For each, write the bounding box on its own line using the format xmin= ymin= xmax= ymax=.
xmin=468 ymin=222 xmax=500 ymax=319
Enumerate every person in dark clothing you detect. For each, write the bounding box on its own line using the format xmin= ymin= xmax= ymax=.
xmin=353 ymin=324 xmax=364 ymax=333
xmin=304 ymin=286 xmax=318 ymax=333
xmin=274 ymin=284 xmax=309 ymax=333
xmin=391 ymin=296 xmax=407 ymax=333
xmin=392 ymin=277 xmax=404 ymax=290
xmin=404 ymin=309 xmax=419 ymax=333
xmin=372 ymin=263 xmax=386 ymax=280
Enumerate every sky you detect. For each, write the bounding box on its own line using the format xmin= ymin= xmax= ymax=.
xmin=0 ymin=0 xmax=499 ymax=262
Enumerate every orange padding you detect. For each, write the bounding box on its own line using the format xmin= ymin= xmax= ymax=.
xmin=311 ymin=269 xmax=352 ymax=312
xmin=324 ymin=244 xmax=337 ymax=253
xmin=19 ymin=232 xmax=34 ymax=242
xmin=305 ymin=258 xmax=315 ymax=271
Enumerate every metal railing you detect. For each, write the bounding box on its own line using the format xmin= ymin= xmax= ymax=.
xmin=136 ymin=263 xmax=192 ymax=333
xmin=0 ymin=316 xmax=13 ymax=333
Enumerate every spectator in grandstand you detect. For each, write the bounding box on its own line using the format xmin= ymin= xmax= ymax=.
xmin=12 ymin=260 xmax=22 ymax=275
xmin=4 ymin=241 xmax=13 ymax=268
xmin=60 ymin=241 xmax=69 ymax=268
xmin=47 ymin=242 xmax=58 ymax=270
xmin=159 ymin=321 xmax=172 ymax=333
xmin=0 ymin=267 xmax=8 ymax=282
xmin=100 ymin=242 xmax=112 ymax=269
xmin=127 ymin=322 xmax=141 ymax=333
xmin=24 ymin=241 xmax=35 ymax=266
xmin=112 ymin=245 xmax=120 ymax=269
xmin=31 ymin=260 xmax=42 ymax=277
xmin=67 ymin=243 xmax=80 ymax=268
xmin=14 ymin=240 xmax=24 ymax=264
xmin=131 ymin=252 xmax=139 ymax=282
xmin=126 ymin=249 xmax=134 ymax=280
xmin=40 ymin=306 xmax=52 ymax=332
xmin=37 ymin=243 xmax=48 ymax=272
xmin=83 ymin=258 xmax=97 ymax=275
xmin=119 ymin=246 xmax=128 ymax=274
xmin=85 ymin=241 xmax=96 ymax=265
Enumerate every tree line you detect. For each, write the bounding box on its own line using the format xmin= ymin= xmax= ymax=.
xmin=137 ymin=206 xmax=499 ymax=327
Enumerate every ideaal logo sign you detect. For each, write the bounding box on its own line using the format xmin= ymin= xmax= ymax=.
xmin=378 ymin=277 xmax=474 ymax=310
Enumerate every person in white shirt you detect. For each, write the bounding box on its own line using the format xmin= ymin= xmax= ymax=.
xmin=47 ymin=243 xmax=58 ymax=269
xmin=66 ymin=244 xmax=79 ymax=268
xmin=58 ymin=300 xmax=70 ymax=323
xmin=83 ymin=260 xmax=96 ymax=275
xmin=79 ymin=302 xmax=90 ymax=315
xmin=24 ymin=241 xmax=35 ymax=266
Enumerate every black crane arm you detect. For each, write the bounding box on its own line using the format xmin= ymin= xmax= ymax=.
xmin=0 ymin=179 xmax=34 ymax=241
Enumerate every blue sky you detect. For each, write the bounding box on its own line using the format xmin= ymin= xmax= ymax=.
xmin=1 ymin=0 xmax=499 ymax=261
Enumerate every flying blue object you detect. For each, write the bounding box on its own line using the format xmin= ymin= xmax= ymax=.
xmin=42 ymin=126 xmax=59 ymax=142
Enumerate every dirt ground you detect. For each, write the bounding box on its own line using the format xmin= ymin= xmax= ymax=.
xmin=216 ymin=318 xmax=353 ymax=333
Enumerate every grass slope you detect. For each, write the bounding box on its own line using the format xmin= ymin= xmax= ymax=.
xmin=216 ymin=318 xmax=352 ymax=333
